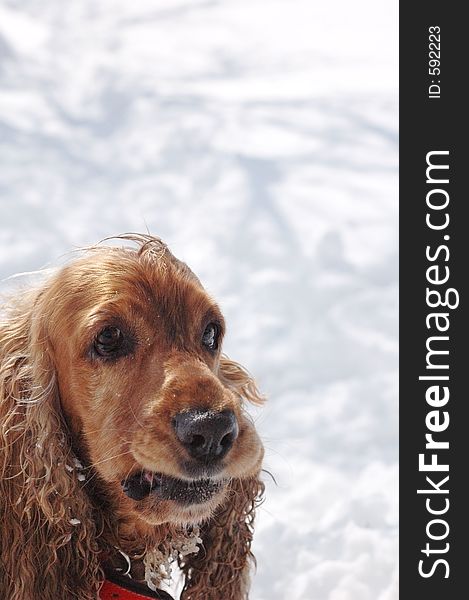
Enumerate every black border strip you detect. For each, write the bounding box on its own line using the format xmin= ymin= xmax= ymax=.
xmin=400 ymin=3 xmax=466 ymax=598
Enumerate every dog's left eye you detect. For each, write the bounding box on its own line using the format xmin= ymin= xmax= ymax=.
xmin=202 ymin=323 xmax=219 ymax=351
xmin=94 ymin=326 xmax=125 ymax=358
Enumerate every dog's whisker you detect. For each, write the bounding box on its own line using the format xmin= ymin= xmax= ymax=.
xmin=261 ymin=468 xmax=278 ymax=486
xmin=91 ymin=450 xmax=133 ymax=467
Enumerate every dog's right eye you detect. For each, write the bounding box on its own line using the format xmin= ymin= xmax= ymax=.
xmin=94 ymin=326 xmax=125 ymax=358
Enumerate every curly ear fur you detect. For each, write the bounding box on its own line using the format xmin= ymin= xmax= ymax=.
xmin=0 ymin=292 xmax=104 ymax=599
xmin=178 ymin=476 xmax=264 ymax=600
xmin=177 ymin=357 xmax=265 ymax=600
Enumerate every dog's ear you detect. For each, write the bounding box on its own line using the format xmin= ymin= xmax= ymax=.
xmin=218 ymin=354 xmax=265 ymax=406
xmin=179 ymin=476 xmax=264 ymax=600
xmin=0 ymin=289 xmax=102 ymax=598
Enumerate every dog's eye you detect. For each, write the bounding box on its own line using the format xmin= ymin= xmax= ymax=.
xmin=94 ymin=327 xmax=124 ymax=357
xmin=202 ymin=323 xmax=219 ymax=351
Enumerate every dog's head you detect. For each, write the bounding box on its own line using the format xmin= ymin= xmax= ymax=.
xmin=34 ymin=235 xmax=263 ymax=527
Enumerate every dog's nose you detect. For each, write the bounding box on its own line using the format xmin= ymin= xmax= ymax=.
xmin=173 ymin=409 xmax=239 ymax=461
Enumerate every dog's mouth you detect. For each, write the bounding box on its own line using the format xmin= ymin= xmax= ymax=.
xmin=121 ymin=470 xmax=225 ymax=506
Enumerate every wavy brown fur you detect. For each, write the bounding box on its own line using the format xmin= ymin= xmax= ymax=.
xmin=0 ymin=291 xmax=104 ymax=599
xmin=0 ymin=235 xmax=264 ymax=600
xmin=179 ymin=477 xmax=265 ymax=600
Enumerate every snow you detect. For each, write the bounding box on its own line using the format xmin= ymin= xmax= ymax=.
xmin=0 ymin=1 xmax=398 ymax=598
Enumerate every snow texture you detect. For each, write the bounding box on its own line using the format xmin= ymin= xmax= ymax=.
xmin=0 ymin=1 xmax=398 ymax=599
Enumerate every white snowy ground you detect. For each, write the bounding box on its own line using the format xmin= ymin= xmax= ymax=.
xmin=0 ymin=1 xmax=398 ymax=598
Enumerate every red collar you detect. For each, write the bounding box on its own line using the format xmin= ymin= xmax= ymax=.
xmin=100 ymin=577 xmax=174 ymax=600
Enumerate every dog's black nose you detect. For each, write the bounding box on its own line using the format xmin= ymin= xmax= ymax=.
xmin=173 ymin=409 xmax=239 ymax=462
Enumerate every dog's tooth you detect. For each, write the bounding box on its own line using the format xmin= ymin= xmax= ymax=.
xmin=143 ymin=470 xmax=154 ymax=484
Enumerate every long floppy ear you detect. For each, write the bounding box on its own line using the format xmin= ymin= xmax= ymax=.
xmin=0 ymin=290 xmax=103 ymax=599
xmin=178 ymin=355 xmax=265 ymax=599
xmin=218 ymin=354 xmax=265 ymax=406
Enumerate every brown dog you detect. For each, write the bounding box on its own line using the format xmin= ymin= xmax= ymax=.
xmin=0 ymin=234 xmax=264 ymax=600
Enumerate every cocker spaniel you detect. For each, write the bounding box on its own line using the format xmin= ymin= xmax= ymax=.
xmin=0 ymin=234 xmax=264 ymax=600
